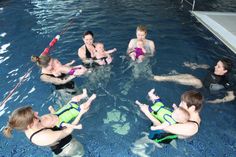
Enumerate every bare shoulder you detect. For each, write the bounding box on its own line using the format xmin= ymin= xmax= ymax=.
xmin=78 ymin=45 xmax=85 ymax=51
xmin=147 ymin=39 xmax=155 ymax=46
xmin=129 ymin=38 xmax=136 ymax=44
xmin=78 ymin=45 xmax=86 ymax=57
xmin=30 ymin=129 xmax=58 ymax=146
xmin=128 ymin=38 xmax=136 ymax=49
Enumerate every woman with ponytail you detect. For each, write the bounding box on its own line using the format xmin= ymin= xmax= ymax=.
xmin=3 ymin=106 xmax=34 ymax=138
xmin=31 ymin=55 xmax=87 ymax=96
xmin=3 ymin=106 xmax=87 ymax=156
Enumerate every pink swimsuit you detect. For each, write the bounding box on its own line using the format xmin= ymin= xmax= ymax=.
xmin=68 ymin=67 xmax=82 ymax=75
xmin=134 ymin=48 xmax=144 ymax=59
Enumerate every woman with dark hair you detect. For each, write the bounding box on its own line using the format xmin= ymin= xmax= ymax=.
xmin=154 ymin=58 xmax=235 ymax=104
xmin=78 ymin=31 xmax=106 ymax=67
xmin=127 ymin=25 xmax=155 ymax=62
xmin=137 ymin=89 xmax=203 ymax=141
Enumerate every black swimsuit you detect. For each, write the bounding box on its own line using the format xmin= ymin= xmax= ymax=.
xmin=30 ymin=127 xmax=72 ymax=155
xmin=188 ymin=120 xmax=200 ymax=128
xmin=83 ymin=45 xmax=101 ymax=68
xmin=41 ymin=73 xmax=75 ymax=92
xmin=203 ymin=72 xmax=232 ymax=91
xmin=85 ymin=45 xmax=93 ymax=59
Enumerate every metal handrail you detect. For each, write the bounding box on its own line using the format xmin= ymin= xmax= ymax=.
xmin=181 ymin=0 xmax=195 ymax=11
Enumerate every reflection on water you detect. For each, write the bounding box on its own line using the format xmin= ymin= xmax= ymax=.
xmin=0 ymin=43 xmax=10 ymax=64
xmin=120 ymin=58 xmax=154 ymax=96
xmin=28 ymin=0 xmax=82 ymax=35
xmin=103 ymin=109 xmax=130 ymax=135
xmin=131 ymin=132 xmax=162 ymax=157
xmin=1 ymin=0 xmax=236 ymax=156
xmin=83 ymin=66 xmax=113 ymax=91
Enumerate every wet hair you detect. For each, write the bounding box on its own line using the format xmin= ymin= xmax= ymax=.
xmin=31 ymin=55 xmax=51 ymax=68
xmin=3 ymin=106 xmax=35 ymax=138
xmin=181 ymin=90 xmax=204 ymax=111
xmin=83 ymin=31 xmax=94 ymax=38
xmin=219 ymin=58 xmax=233 ymax=72
xmin=136 ymin=25 xmax=147 ymax=34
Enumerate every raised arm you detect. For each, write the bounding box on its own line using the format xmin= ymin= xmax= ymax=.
xmin=65 ymin=60 xmax=75 ymax=66
xmin=105 ymin=48 xmax=117 ymax=54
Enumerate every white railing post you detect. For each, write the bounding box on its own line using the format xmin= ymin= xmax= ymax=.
xmin=181 ymin=0 xmax=196 ymax=11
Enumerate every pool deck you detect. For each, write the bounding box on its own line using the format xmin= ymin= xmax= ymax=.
xmin=191 ymin=11 xmax=236 ymax=54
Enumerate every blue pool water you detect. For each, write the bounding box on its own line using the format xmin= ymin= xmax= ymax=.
xmin=0 ymin=0 xmax=236 ymax=156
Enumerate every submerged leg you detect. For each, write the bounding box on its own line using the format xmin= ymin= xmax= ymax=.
xmin=153 ymin=74 xmax=203 ymax=88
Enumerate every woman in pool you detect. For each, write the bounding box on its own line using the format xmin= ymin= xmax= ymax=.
xmin=3 ymin=105 xmax=89 ymax=156
xmin=127 ymin=25 xmax=155 ymax=60
xmin=153 ymin=58 xmax=235 ymax=104
xmin=136 ymin=89 xmax=190 ymax=131
xmin=128 ymin=40 xmax=146 ymax=62
xmin=31 ymin=55 xmax=87 ymax=94
xmin=78 ymin=31 xmax=105 ymax=67
xmin=137 ymin=89 xmax=203 ymax=139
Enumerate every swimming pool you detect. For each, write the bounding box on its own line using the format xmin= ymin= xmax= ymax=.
xmin=0 ymin=0 xmax=236 ymax=156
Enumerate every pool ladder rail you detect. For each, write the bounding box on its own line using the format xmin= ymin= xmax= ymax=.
xmin=180 ymin=0 xmax=195 ymax=11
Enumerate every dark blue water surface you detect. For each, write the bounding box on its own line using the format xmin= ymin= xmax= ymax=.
xmin=1 ymin=0 xmax=236 ymax=156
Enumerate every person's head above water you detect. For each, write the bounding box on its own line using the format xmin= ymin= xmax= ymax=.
xmin=180 ymin=90 xmax=204 ymax=112
xmin=95 ymin=42 xmax=104 ymax=53
xmin=214 ymin=58 xmax=233 ymax=76
xmin=3 ymin=106 xmax=36 ymax=138
xmin=136 ymin=40 xmax=145 ymax=48
xmin=31 ymin=55 xmax=51 ymax=68
xmin=82 ymin=31 xmax=94 ymax=46
xmin=40 ymin=114 xmax=59 ymax=128
xmin=136 ymin=25 xmax=147 ymax=41
xmin=31 ymin=55 xmax=62 ymax=71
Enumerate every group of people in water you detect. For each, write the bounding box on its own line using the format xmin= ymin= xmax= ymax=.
xmin=3 ymin=25 xmax=235 ymax=156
